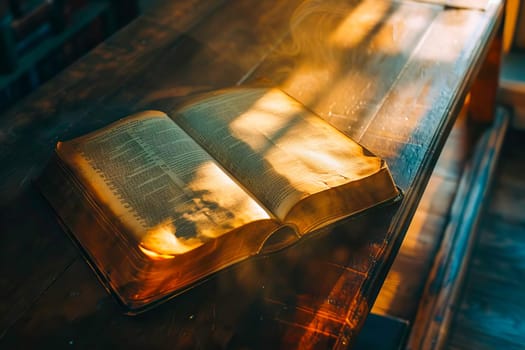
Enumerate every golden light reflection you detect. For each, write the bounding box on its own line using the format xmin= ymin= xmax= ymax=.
xmin=329 ymin=0 xmax=389 ymax=49
xmin=139 ymin=245 xmax=176 ymax=260
xmin=140 ymin=223 xmax=203 ymax=258
xmin=372 ymin=210 xmax=432 ymax=314
xmin=269 ymin=0 xmax=440 ymax=141
xmin=270 ymin=0 xmax=395 ymax=131
xmin=373 ymin=174 xmax=456 ymax=314
xmin=414 ymin=12 xmax=478 ymax=64
xmin=371 ymin=270 xmax=403 ymax=316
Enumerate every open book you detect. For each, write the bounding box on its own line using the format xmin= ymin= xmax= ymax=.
xmin=38 ymin=88 xmax=400 ymax=312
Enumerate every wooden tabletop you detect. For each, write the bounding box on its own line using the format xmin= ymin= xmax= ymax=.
xmin=0 ymin=0 xmax=503 ymax=348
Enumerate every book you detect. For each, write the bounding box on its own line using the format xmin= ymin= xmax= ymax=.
xmin=37 ymin=87 xmax=400 ymax=312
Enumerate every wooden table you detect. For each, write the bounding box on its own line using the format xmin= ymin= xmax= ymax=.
xmin=0 ymin=0 xmax=503 ymax=348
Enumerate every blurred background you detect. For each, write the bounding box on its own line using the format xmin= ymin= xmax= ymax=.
xmin=0 ymin=0 xmax=167 ymax=114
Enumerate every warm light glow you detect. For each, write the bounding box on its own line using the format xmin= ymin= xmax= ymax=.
xmin=140 ymin=223 xmax=204 ymax=257
xmin=372 ymin=209 xmax=434 ymax=314
xmin=270 ymin=0 xmax=439 ymax=143
xmin=373 ymin=174 xmax=458 ymax=314
xmin=138 ymin=161 xmax=272 ymax=257
xmin=414 ymin=12 xmax=478 ymax=64
xmin=184 ymin=161 xmax=271 ymax=239
xmin=139 ymin=245 xmax=176 ymax=260
xmin=371 ymin=270 xmax=403 ymax=316
xmin=230 ymin=90 xmax=380 ymax=195
xmin=329 ymin=0 xmax=389 ymax=49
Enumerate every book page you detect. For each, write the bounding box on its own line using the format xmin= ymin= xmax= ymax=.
xmin=57 ymin=111 xmax=273 ymax=257
xmin=174 ymin=88 xmax=385 ymax=222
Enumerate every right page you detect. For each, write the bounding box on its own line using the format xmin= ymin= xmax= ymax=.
xmin=174 ymin=88 xmax=399 ymax=233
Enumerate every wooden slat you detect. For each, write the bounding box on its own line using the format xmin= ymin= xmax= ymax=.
xmin=360 ymin=4 xmax=502 ymax=190
xmin=372 ymin=209 xmax=448 ymax=319
xmin=446 ymin=129 xmax=525 ymax=350
xmin=372 ymin=108 xmax=471 ymax=320
xmin=407 ymin=108 xmax=509 ymax=350
xmin=107 ymin=0 xmax=301 ymax=115
xmin=447 ymin=221 xmax=525 ymax=350
xmin=348 ymin=7 xmax=502 ymax=345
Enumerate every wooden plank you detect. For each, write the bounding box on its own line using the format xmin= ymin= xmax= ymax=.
xmin=447 ymin=220 xmax=525 ymax=350
xmin=248 ymin=0 xmax=441 ymax=141
xmin=0 ymin=0 xmax=226 ymax=202
xmin=0 ymin=0 xmax=275 ymax=338
xmin=372 ymin=210 xmax=447 ymax=319
xmin=372 ymin=108 xmax=471 ymax=320
xmin=407 ymin=109 xmax=509 ymax=350
xmin=107 ymin=0 xmax=302 ymax=115
xmin=0 ymin=189 xmax=78 ymax=336
xmin=351 ymin=7 xmax=503 ymax=344
xmin=431 ymin=103 xmax=473 ymax=179
xmin=446 ymin=129 xmax=525 ymax=350
xmin=360 ymin=5 xmax=502 ymax=190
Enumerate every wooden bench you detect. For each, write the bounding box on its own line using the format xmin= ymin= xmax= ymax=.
xmin=0 ymin=0 xmax=505 ymax=348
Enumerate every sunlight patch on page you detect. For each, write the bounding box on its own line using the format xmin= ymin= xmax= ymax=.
xmin=229 ymin=90 xmax=380 ymax=190
xmin=139 ymin=161 xmax=271 ymax=257
xmin=229 ymin=90 xmax=382 ymax=217
xmin=184 ymin=161 xmax=271 ymax=239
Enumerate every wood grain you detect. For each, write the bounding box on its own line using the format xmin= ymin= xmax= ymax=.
xmin=407 ymin=109 xmax=509 ymax=350
xmin=0 ymin=0 xmax=504 ymax=348
xmin=446 ymin=128 xmax=525 ymax=350
xmin=372 ymin=104 xmax=472 ymax=321
xmin=0 ymin=205 xmax=397 ymax=349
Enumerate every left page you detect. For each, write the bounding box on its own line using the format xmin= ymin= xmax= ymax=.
xmin=56 ymin=111 xmax=273 ymax=258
